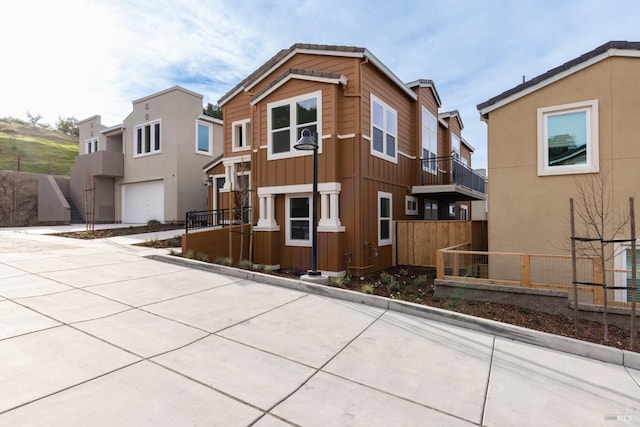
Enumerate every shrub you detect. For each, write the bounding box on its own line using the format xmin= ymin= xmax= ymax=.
xmin=399 ymin=268 xmax=409 ymax=276
xmin=147 ymin=219 xmax=161 ymax=226
xmin=166 ymin=236 xmax=182 ymax=247
xmin=196 ymin=252 xmax=209 ymax=262
xmin=258 ymin=265 xmax=273 ymax=274
xmin=185 ymin=249 xmax=194 ymax=259
xmin=214 ymin=256 xmax=233 ymax=266
xmin=387 ymin=278 xmax=401 ymax=294
xmin=329 ymin=276 xmax=346 ymax=288
xmin=413 ymin=274 xmax=428 ymax=288
xmin=238 ymin=259 xmax=253 ymax=270
xmin=360 ymin=284 xmax=375 ymax=294
xmin=379 ymin=271 xmax=394 ymax=285
xmin=168 ymin=249 xmax=175 ymax=256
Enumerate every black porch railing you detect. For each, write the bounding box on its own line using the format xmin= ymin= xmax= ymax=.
xmin=185 ymin=207 xmax=251 ymax=233
xmin=420 ymin=156 xmax=486 ymax=195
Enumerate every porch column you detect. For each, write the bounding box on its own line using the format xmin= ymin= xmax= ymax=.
xmin=256 ymin=194 xmax=279 ymax=230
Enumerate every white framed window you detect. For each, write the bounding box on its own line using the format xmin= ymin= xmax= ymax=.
xmin=460 ymin=204 xmax=468 ymax=221
xmin=371 ymin=94 xmax=397 ymax=163
xmin=425 ymin=200 xmax=438 ymax=220
xmin=449 ymin=203 xmax=455 ymax=217
xmin=378 ymin=191 xmax=392 ymax=246
xmin=405 ymin=196 xmax=418 ymax=215
xmin=614 ymin=243 xmax=640 ymax=302
xmin=85 ymin=137 xmax=98 ymax=154
xmin=134 ymin=119 xmax=161 ymax=157
xmin=537 ymin=99 xmax=599 ymax=176
xmin=196 ymin=121 xmax=212 ymax=155
xmin=268 ymin=91 xmax=321 ymax=160
xmin=451 ymin=133 xmax=461 ymax=160
xmin=286 ymin=194 xmax=311 ymax=247
xmin=421 ymin=106 xmax=437 ymax=173
xmin=232 ymin=119 xmax=251 ymax=152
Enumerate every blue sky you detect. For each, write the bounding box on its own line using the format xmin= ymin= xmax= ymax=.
xmin=3 ymin=0 xmax=640 ymax=169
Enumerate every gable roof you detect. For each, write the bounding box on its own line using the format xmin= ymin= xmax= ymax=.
xmin=477 ymin=41 xmax=640 ymax=115
xmin=218 ymin=43 xmax=418 ymax=105
xmin=250 ymin=68 xmax=348 ymax=105
xmin=439 ymin=110 xmax=464 ymax=130
xmin=406 ymin=79 xmax=442 ymax=107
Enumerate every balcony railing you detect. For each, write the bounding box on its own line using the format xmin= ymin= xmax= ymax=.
xmin=185 ymin=207 xmax=251 ymax=233
xmin=420 ymin=156 xmax=486 ymax=194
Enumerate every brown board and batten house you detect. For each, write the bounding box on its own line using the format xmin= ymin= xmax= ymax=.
xmin=202 ymin=43 xmax=486 ymax=276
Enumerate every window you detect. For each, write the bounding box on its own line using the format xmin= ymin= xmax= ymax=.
xmin=460 ymin=205 xmax=468 ymax=221
xmin=406 ymin=196 xmax=418 ymax=215
xmin=451 ymin=133 xmax=461 ymax=159
xmin=232 ymin=119 xmax=251 ymax=152
xmin=425 ymin=200 xmax=438 ymax=219
xmin=537 ymin=99 xmax=599 ymax=176
xmin=421 ymin=106 xmax=437 ymax=173
xmin=196 ymin=121 xmax=212 ymax=155
xmin=371 ymin=95 xmax=397 ymax=162
xmin=378 ymin=191 xmax=392 ymax=246
xmin=134 ymin=120 xmax=161 ymax=156
xmin=286 ymin=195 xmax=311 ymax=246
xmin=449 ymin=203 xmax=455 ymax=217
xmin=85 ymin=137 xmax=98 ymax=154
xmin=268 ymin=91 xmax=321 ymax=159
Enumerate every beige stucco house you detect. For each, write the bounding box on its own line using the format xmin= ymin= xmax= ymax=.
xmin=71 ymin=86 xmax=222 ymax=224
xmin=477 ymin=41 xmax=640 ymax=301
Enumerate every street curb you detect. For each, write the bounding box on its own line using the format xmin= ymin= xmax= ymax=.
xmin=149 ymin=254 xmax=639 ymax=369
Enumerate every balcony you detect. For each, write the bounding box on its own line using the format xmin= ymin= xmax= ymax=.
xmin=77 ymin=150 xmax=124 ymax=177
xmin=412 ymin=156 xmax=486 ymax=201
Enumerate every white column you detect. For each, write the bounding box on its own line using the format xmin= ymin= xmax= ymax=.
xmin=318 ymin=190 xmax=344 ymax=231
xmin=256 ymin=194 xmax=279 ymax=230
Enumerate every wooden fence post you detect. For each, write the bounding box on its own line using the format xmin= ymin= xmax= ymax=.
xmin=520 ymin=254 xmax=531 ymax=287
xmin=436 ymin=250 xmax=444 ymax=279
xmin=593 ymin=257 xmax=604 ymax=305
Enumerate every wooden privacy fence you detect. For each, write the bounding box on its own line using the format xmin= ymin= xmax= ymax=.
xmin=394 ymin=220 xmax=487 ymax=267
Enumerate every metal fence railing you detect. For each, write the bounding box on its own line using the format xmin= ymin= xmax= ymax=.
xmin=420 ymin=156 xmax=486 ymax=195
xmin=185 ymin=207 xmax=251 ymax=233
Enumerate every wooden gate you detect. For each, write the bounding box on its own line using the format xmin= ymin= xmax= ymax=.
xmin=394 ymin=220 xmax=487 ymax=267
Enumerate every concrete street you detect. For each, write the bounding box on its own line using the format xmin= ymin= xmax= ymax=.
xmin=1 ymin=225 xmax=640 ymax=426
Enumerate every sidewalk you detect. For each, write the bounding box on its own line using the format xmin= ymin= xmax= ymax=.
xmin=0 ymin=227 xmax=639 ymax=426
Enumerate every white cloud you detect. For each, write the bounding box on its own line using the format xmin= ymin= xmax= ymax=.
xmin=3 ymin=0 xmax=640 ymax=169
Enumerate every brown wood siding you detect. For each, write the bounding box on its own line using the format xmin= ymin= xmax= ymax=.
xmin=438 ymin=121 xmax=448 ymax=158
xmin=223 ymin=93 xmax=253 ymax=155
xmin=182 ymin=226 xmax=249 ymax=263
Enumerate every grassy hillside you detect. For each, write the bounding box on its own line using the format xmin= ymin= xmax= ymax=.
xmin=0 ymin=118 xmax=78 ymax=175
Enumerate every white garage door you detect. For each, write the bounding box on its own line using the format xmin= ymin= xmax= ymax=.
xmin=121 ymin=180 xmax=164 ymax=223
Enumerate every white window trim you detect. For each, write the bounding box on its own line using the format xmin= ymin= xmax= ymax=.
xmin=613 ymin=242 xmax=640 ymax=302
xmin=451 ymin=133 xmax=461 ymax=159
xmin=378 ymin=191 xmax=393 ymax=246
xmin=267 ymin=90 xmax=323 ymax=161
xmin=460 ymin=204 xmax=468 ymax=221
xmin=85 ymin=137 xmax=98 ymax=154
xmin=232 ymin=118 xmax=251 ymax=152
xmin=134 ymin=119 xmax=161 ymax=158
xmin=421 ymin=106 xmax=437 ymax=174
xmin=286 ymin=193 xmax=312 ymax=247
xmin=370 ymin=94 xmax=398 ymax=164
xmin=195 ymin=120 xmax=213 ymax=156
xmin=537 ymin=99 xmax=599 ymax=176
xmin=405 ymin=196 xmax=418 ymax=216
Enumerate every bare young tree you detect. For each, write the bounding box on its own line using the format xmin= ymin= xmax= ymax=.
xmin=572 ymin=168 xmax=630 ymax=342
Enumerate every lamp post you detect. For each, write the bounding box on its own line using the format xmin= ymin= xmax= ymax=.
xmin=294 ymin=128 xmax=321 ymax=277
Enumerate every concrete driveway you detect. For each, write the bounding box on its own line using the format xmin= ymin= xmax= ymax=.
xmin=1 ymin=226 xmax=640 ymax=426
